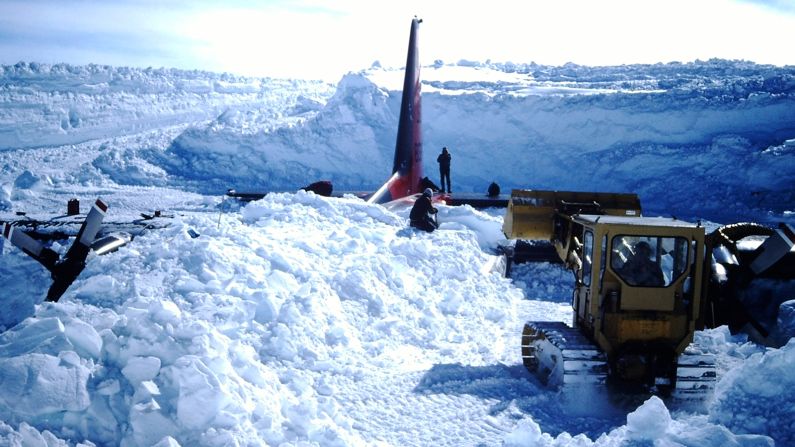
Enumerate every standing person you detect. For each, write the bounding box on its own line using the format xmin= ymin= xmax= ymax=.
xmin=437 ymin=147 xmax=452 ymax=193
xmin=409 ymin=188 xmax=439 ymax=232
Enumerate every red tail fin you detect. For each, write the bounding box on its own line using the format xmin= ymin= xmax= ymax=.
xmin=368 ymin=18 xmax=423 ymax=204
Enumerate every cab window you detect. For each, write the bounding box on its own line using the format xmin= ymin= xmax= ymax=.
xmin=582 ymin=230 xmax=594 ymax=286
xmin=611 ymin=235 xmax=689 ymax=287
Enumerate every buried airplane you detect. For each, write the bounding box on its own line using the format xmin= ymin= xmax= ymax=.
xmin=3 ymin=19 xmax=428 ymax=304
xmin=3 ymin=18 xmax=500 ymax=302
xmin=226 ymin=18 xmax=509 ymax=210
xmin=364 ymin=17 xmax=429 ymax=208
xmin=227 ymin=17 xmax=431 ymax=208
xmin=2 ymin=199 xmax=172 ymax=302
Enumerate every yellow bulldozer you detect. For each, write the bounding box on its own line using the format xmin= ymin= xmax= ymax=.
xmin=502 ymin=189 xmax=795 ymax=397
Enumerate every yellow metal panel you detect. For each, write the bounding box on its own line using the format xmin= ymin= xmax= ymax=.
xmin=621 ymin=288 xmax=675 ymax=312
xmin=502 ymin=189 xmax=642 ymax=239
xmin=620 ymin=318 xmax=672 ymax=340
xmin=602 ymin=313 xmax=689 ymax=345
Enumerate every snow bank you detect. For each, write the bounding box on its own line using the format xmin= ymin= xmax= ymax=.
xmin=151 ymin=72 xmax=397 ymax=194
xmin=505 ymin=396 xmax=774 ymax=446
xmin=3 ymin=60 xmax=794 ymax=222
xmin=0 ymin=192 xmax=521 ymax=445
xmin=0 ymin=62 xmax=335 ymax=151
xmin=147 ymin=60 xmax=795 ymax=223
xmin=710 ymin=339 xmax=795 ymax=445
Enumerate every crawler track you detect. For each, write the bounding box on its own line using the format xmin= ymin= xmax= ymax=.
xmin=672 ymin=350 xmax=717 ymax=399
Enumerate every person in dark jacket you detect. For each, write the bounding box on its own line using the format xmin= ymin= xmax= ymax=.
xmin=436 ymin=147 xmax=452 ymax=193
xmin=620 ymin=241 xmax=665 ymax=286
xmin=487 ymin=182 xmax=500 ymax=197
xmin=409 ymin=188 xmax=438 ymax=232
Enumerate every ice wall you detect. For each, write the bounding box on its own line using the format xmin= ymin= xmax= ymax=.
xmin=0 ymin=62 xmax=334 ymax=151
xmin=153 ymin=61 xmax=795 ymax=222
xmin=2 ymin=60 xmax=794 ymax=222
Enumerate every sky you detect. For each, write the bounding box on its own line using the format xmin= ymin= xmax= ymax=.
xmin=1 ymin=0 xmax=794 ymax=81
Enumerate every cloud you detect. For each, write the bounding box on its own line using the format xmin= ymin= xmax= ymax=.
xmin=1 ymin=0 xmax=794 ymax=79
xmin=0 ymin=1 xmax=210 ymax=70
xmin=737 ymin=0 xmax=795 ymax=14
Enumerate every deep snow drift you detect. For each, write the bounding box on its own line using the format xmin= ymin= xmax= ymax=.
xmin=0 ymin=60 xmax=793 ymax=446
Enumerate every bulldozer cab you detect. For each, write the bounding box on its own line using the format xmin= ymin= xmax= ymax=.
xmin=564 ymin=214 xmax=706 ymax=357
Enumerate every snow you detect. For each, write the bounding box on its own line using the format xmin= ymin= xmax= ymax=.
xmin=0 ymin=58 xmax=793 ymax=446
xmin=710 ymin=339 xmax=795 ymax=445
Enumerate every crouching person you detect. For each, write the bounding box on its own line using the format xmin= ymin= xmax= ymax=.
xmin=409 ymin=188 xmax=438 ymax=232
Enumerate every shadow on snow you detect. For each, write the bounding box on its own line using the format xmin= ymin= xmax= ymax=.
xmin=412 ymin=362 xmax=628 ymax=439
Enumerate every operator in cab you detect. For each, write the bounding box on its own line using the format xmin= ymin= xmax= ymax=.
xmin=409 ymin=188 xmax=439 ymax=232
xmin=620 ymin=241 xmax=665 ymax=286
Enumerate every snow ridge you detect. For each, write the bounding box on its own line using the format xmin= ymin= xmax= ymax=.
xmin=0 ymin=62 xmax=335 ymax=151
xmin=157 ymin=61 xmax=795 ymax=222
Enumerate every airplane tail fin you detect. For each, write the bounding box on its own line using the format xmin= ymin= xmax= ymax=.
xmin=368 ymin=18 xmax=423 ymax=204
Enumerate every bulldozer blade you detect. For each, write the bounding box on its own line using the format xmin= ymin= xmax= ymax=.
xmin=503 ymin=189 xmax=642 ymax=240
xmin=521 ymin=321 xmax=608 ymax=387
xmin=749 ymin=223 xmax=795 ymax=275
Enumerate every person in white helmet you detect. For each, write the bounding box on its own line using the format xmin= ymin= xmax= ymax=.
xmin=409 ymin=188 xmax=439 ymax=232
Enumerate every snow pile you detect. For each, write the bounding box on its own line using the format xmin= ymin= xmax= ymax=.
xmin=2 ymin=190 xmax=790 ymax=446
xmin=0 ymin=192 xmax=521 ymax=445
xmin=505 ymin=396 xmax=774 ymax=446
xmin=150 ymin=73 xmax=393 ymax=193
xmin=710 ymin=339 xmax=795 ymax=445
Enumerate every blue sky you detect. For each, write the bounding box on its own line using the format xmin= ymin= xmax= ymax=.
xmin=1 ymin=0 xmax=793 ymax=81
